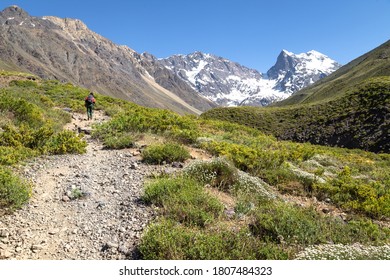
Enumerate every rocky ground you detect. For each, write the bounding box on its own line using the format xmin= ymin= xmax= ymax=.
xmin=0 ymin=111 xmax=180 ymax=260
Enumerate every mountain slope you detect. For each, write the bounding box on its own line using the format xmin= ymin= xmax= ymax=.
xmin=160 ymin=50 xmax=341 ymax=107
xmin=201 ymin=40 xmax=390 ymax=153
xmin=202 ymin=77 xmax=390 ymax=153
xmin=273 ymin=39 xmax=390 ymax=106
xmin=0 ymin=6 xmax=214 ymax=115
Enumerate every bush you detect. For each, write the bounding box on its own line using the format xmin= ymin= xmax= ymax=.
xmin=142 ymin=143 xmax=190 ymax=165
xmin=0 ymin=146 xmax=36 ymax=165
xmin=250 ymin=200 xmax=389 ymax=246
xmin=45 ymin=130 xmax=87 ymax=155
xmin=139 ymin=219 xmax=289 ymax=260
xmin=9 ymin=80 xmax=38 ymax=88
xmin=142 ymin=176 xmax=223 ymax=227
xmin=102 ymin=133 xmax=136 ymax=149
xmin=201 ymin=141 xmax=285 ymax=172
xmin=313 ymin=166 xmax=390 ymax=218
xmin=93 ymin=107 xmax=200 ymax=144
xmin=182 ymin=157 xmax=238 ymax=191
xmin=0 ymin=167 xmax=32 ymax=211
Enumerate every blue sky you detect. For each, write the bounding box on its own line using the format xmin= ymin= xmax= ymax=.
xmin=1 ymin=0 xmax=389 ymax=72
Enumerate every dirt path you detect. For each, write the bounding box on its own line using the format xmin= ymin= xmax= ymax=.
xmin=0 ymin=110 xmax=175 ymax=260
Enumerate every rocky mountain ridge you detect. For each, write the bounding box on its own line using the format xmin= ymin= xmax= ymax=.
xmin=160 ymin=50 xmax=341 ymax=106
xmin=0 ymin=6 xmax=214 ymax=115
xmin=0 ymin=5 xmax=340 ymax=111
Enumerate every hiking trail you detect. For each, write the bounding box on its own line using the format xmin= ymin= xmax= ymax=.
xmin=0 ymin=110 xmax=362 ymax=260
xmin=0 ymin=110 xmax=183 ymax=259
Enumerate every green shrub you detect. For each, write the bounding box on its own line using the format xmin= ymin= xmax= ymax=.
xmin=0 ymin=97 xmax=44 ymax=128
xmin=201 ymin=141 xmax=285 ymax=172
xmin=139 ymin=219 xmax=289 ymax=260
xmin=93 ymin=107 xmax=200 ymax=144
xmin=102 ymin=133 xmax=136 ymax=149
xmin=251 ymin=200 xmax=389 ymax=246
xmin=313 ymin=166 xmax=390 ymax=218
xmin=251 ymin=201 xmax=325 ymax=245
xmin=45 ymin=130 xmax=87 ymax=155
xmin=9 ymin=80 xmax=38 ymax=88
xmin=0 ymin=146 xmax=36 ymax=165
xmin=142 ymin=143 xmax=190 ymax=165
xmin=0 ymin=167 xmax=32 ymax=211
xmin=182 ymin=157 xmax=238 ymax=191
xmin=142 ymin=176 xmax=223 ymax=227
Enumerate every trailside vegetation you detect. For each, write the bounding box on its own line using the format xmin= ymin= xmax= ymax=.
xmin=91 ymin=90 xmax=389 ymax=259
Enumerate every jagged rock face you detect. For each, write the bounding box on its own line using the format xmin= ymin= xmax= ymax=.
xmin=161 ymin=52 xmax=271 ymax=106
xmin=0 ymin=6 xmax=214 ymax=114
xmin=160 ymin=50 xmax=341 ymax=107
xmin=267 ymin=50 xmax=342 ymax=93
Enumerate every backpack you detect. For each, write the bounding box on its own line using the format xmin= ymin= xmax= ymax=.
xmin=85 ymin=95 xmax=95 ymax=106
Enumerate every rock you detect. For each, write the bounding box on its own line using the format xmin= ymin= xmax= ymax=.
xmin=224 ymin=209 xmax=235 ymax=219
xmin=171 ymin=162 xmax=184 ymax=168
xmin=62 ymin=195 xmax=70 ymax=202
xmin=0 ymin=249 xmax=12 ymax=259
xmin=130 ymin=163 xmax=138 ymax=170
xmin=0 ymin=229 xmax=9 ymax=238
xmin=31 ymin=244 xmax=44 ymax=251
xmin=106 ymin=242 xmax=119 ymax=249
xmin=48 ymin=229 xmax=60 ymax=235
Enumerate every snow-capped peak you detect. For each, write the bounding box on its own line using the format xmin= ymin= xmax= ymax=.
xmin=159 ymin=50 xmax=341 ymax=107
xmin=282 ymin=49 xmax=294 ymax=56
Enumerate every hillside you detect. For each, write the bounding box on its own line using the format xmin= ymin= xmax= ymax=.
xmin=1 ymin=71 xmax=389 ymax=260
xmin=0 ymin=6 xmax=214 ymax=115
xmin=273 ymin=39 xmax=390 ymax=106
xmin=201 ymin=39 xmax=390 ymax=153
xmin=201 ymin=76 xmax=390 ymax=153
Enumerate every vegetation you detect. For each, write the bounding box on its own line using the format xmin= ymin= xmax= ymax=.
xmin=201 ymin=77 xmax=390 ymax=153
xmin=0 ymin=73 xmax=102 ymax=211
xmin=89 ymin=88 xmax=389 ymax=259
xmin=1 ymin=70 xmax=389 ymax=259
xmin=0 ymin=167 xmax=32 ymax=212
xmin=141 ymin=143 xmax=191 ymax=164
xmin=139 ymin=158 xmax=389 ymax=260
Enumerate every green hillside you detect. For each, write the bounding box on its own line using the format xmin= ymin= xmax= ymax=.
xmin=1 ymin=71 xmax=389 ymax=260
xmin=273 ymin=40 xmax=390 ymax=106
xmin=202 ymin=76 xmax=390 ymax=153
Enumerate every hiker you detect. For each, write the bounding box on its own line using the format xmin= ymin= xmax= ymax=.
xmin=84 ymin=92 xmax=96 ymax=120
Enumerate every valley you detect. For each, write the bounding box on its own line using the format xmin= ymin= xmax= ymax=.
xmin=0 ymin=5 xmax=389 ymax=261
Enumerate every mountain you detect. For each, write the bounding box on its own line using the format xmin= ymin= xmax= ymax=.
xmin=267 ymin=50 xmax=341 ymax=93
xmin=272 ymin=39 xmax=390 ymax=107
xmin=201 ymin=41 xmax=390 ymax=153
xmin=159 ymin=50 xmax=341 ymax=107
xmin=0 ymin=6 xmax=215 ymax=115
